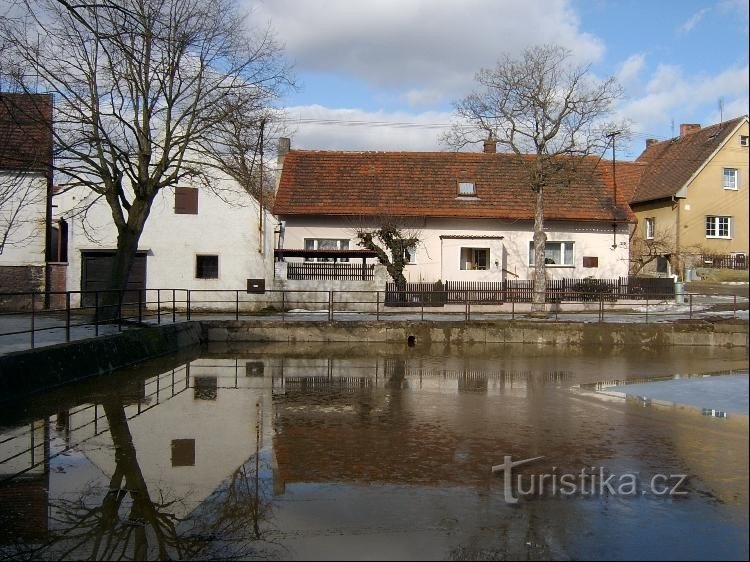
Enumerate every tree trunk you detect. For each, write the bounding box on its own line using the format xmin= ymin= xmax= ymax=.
xmin=99 ymin=200 xmax=151 ymax=321
xmin=532 ymin=187 xmax=547 ymax=315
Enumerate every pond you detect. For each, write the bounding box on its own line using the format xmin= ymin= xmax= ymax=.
xmin=0 ymin=343 xmax=747 ymax=561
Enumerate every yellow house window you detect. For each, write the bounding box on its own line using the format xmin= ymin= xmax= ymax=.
xmin=723 ymin=168 xmax=739 ymax=190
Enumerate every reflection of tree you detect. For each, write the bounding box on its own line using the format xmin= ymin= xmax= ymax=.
xmin=2 ymin=397 xmax=273 ymax=561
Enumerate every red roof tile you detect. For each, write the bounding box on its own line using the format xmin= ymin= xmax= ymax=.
xmin=274 ymin=151 xmax=639 ymax=223
xmin=631 ymin=116 xmax=747 ymax=204
xmin=0 ymin=92 xmax=53 ymax=173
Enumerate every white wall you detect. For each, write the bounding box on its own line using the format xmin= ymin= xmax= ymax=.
xmin=0 ymin=171 xmax=47 ymax=266
xmin=280 ymin=216 xmax=631 ymax=282
xmin=57 ymin=175 xmax=276 ymax=300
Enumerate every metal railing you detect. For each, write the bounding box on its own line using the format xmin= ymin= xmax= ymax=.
xmin=0 ymin=287 xmax=745 ymax=354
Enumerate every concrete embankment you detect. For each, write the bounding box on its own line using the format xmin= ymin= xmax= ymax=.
xmin=0 ymin=322 xmax=201 ymax=399
xmin=201 ymin=319 xmax=749 ymax=349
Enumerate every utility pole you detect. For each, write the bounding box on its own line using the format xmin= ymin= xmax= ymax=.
xmin=606 ymin=130 xmax=622 ymax=249
xmin=258 ymin=118 xmax=266 ymax=254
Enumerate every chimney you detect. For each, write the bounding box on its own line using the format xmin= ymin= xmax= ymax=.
xmin=277 ymin=137 xmax=291 ymax=166
xmin=646 ymin=138 xmax=659 ymax=148
xmin=483 ymin=136 xmax=497 ymax=153
xmin=679 ymin=123 xmax=701 ymax=137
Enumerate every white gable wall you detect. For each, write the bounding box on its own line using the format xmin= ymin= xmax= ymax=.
xmin=0 ymin=171 xmax=47 ymax=267
xmin=57 ymin=177 xmax=275 ymax=303
xmin=280 ymin=216 xmax=630 ymax=282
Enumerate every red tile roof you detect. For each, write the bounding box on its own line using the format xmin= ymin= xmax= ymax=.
xmin=631 ymin=116 xmax=747 ymax=204
xmin=0 ymin=92 xmax=53 ymax=173
xmin=274 ymin=151 xmax=639 ymax=222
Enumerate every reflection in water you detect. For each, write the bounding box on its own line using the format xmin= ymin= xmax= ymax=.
xmin=0 ymin=344 xmax=747 ymax=560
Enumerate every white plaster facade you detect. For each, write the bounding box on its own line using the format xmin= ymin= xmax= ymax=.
xmin=56 ymin=174 xmax=275 ymax=304
xmin=0 ymin=171 xmax=47 ymax=267
xmin=280 ymin=216 xmax=631 ymax=283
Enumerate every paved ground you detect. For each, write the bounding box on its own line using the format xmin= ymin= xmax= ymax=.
xmin=604 ymin=374 xmax=749 ymax=415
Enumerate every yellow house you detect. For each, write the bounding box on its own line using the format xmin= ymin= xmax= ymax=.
xmin=629 ymin=115 xmax=749 ymax=276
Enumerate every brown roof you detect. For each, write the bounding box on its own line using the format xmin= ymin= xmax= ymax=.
xmin=0 ymin=92 xmax=53 ymax=173
xmin=274 ymin=151 xmax=638 ymax=222
xmin=631 ymin=115 xmax=747 ymax=204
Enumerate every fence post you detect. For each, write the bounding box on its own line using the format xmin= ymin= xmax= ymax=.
xmin=65 ymin=292 xmax=71 ymax=342
xmin=30 ymin=292 xmax=35 ymax=349
xmin=187 ymin=290 xmax=191 ymax=321
xmin=94 ymin=291 xmax=99 ymax=336
xmin=157 ymin=290 xmax=161 ymax=325
xmin=235 ymin=290 xmax=239 ymax=321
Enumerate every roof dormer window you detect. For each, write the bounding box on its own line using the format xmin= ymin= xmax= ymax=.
xmin=458 ymin=181 xmax=476 ymax=196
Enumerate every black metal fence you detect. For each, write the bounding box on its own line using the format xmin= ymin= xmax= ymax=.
xmin=385 ymin=277 xmax=675 ymax=306
xmin=700 ymin=254 xmax=748 ymax=270
xmin=287 ymin=262 xmax=375 ymax=281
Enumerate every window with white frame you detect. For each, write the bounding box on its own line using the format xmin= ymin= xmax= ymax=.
xmin=458 ymin=182 xmax=476 ymax=196
xmin=645 ymin=217 xmax=655 ymax=240
xmin=460 ymin=247 xmax=489 ymax=270
xmin=705 ymin=216 xmax=731 ymax=239
xmin=723 ymin=168 xmax=739 ymax=190
xmin=529 ymin=241 xmax=574 ymax=266
xmin=304 ymin=238 xmax=350 ymax=262
xmin=740 ymin=135 xmax=748 ymax=147
xmin=404 ymin=244 xmax=417 ymax=264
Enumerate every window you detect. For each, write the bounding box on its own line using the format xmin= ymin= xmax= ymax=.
xmin=529 ymin=241 xmax=574 ymax=266
xmin=171 ymin=439 xmax=195 ymax=467
xmin=460 ymin=247 xmax=489 ymax=270
xmin=196 ymin=255 xmax=219 ymax=278
xmin=175 ymin=187 xmax=198 ymax=214
xmin=583 ymin=256 xmax=599 ymax=268
xmin=705 ymin=216 xmax=731 ymax=239
xmin=644 ymin=217 xmax=655 ymax=240
xmin=458 ymin=182 xmax=476 ymax=196
xmin=723 ymin=168 xmax=739 ymax=190
xmin=304 ymin=238 xmax=350 ymax=262
xmin=404 ymin=245 xmax=417 ymax=264
xmin=741 ymin=135 xmax=749 ymax=147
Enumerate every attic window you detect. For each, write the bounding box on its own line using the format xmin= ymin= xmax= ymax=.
xmin=458 ymin=182 xmax=476 ymax=196
xmin=741 ymin=135 xmax=749 ymax=147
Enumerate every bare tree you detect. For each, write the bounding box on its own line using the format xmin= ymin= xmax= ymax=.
xmin=352 ymin=216 xmax=420 ymax=293
xmin=1 ymin=0 xmax=291 ymax=313
xmin=446 ymin=45 xmax=626 ymax=315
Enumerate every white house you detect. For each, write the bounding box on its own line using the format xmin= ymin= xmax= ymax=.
xmin=0 ymin=93 xmax=56 ymax=306
xmin=273 ymin=140 xmax=640 ymax=284
xmin=56 ymin=172 xmax=276 ymax=307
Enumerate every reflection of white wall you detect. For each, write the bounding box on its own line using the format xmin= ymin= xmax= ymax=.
xmin=0 ymin=420 xmax=46 ymax=476
xmin=0 ymin=172 xmax=47 ymax=266
xmin=56 ymin=175 xmax=276 ymax=303
xmin=281 ymin=216 xmax=630 ymax=282
xmin=68 ymin=359 xmax=274 ymax=518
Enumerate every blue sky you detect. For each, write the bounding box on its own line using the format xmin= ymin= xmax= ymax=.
xmin=248 ymin=0 xmax=749 ymax=159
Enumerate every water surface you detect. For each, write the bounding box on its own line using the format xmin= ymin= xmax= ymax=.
xmin=0 ymin=343 xmax=747 ymax=560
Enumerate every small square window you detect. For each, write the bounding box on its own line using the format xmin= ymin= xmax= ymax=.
xmin=460 ymin=247 xmax=489 ymax=270
xmin=175 ymin=187 xmax=198 ymax=214
xmin=404 ymin=245 xmax=417 ymax=264
xmin=458 ymin=182 xmax=476 ymax=196
xmin=583 ymin=256 xmax=599 ymax=268
xmin=171 ymin=439 xmax=195 ymax=467
xmin=723 ymin=168 xmax=738 ymax=190
xmin=740 ymin=135 xmax=748 ymax=147
xmin=196 ymin=255 xmax=219 ymax=279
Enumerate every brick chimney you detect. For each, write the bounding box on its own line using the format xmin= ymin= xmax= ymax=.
xmin=483 ymin=136 xmax=497 ymax=153
xmin=646 ymin=138 xmax=659 ymax=148
xmin=679 ymin=123 xmax=701 ymax=137
xmin=277 ymin=137 xmax=291 ymax=165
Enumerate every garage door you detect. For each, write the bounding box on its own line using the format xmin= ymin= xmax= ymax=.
xmin=81 ymin=251 xmax=147 ymax=307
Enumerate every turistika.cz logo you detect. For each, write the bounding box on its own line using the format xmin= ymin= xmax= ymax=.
xmin=491 ymin=455 xmax=688 ymax=504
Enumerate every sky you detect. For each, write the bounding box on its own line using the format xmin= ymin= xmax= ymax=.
xmin=246 ymin=0 xmax=749 ymax=159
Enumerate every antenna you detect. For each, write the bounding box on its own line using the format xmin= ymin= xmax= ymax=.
xmin=718 ymin=97 xmax=724 ymax=124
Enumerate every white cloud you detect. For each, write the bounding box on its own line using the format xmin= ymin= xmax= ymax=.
xmin=281 ymin=104 xmax=454 ymax=151
xmin=679 ymin=7 xmax=710 ymax=33
xmin=617 ymin=53 xmax=646 ymax=87
xmin=248 ymin=0 xmax=604 ymax=105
